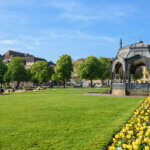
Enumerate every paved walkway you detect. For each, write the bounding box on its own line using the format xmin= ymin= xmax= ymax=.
xmin=83 ymin=93 xmax=147 ymax=98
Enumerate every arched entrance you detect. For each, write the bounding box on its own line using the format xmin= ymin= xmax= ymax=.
xmin=111 ymin=58 xmax=126 ymax=95
xmin=126 ymin=57 xmax=150 ymax=95
xmin=114 ymin=62 xmax=124 ymax=82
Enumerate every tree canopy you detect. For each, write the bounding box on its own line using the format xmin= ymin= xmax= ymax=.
xmin=99 ymin=57 xmax=111 ymax=81
xmin=54 ymin=54 xmax=73 ymax=87
xmin=4 ymin=57 xmax=27 ymax=88
xmin=25 ymin=69 xmax=32 ymax=82
xmin=72 ymin=59 xmax=85 ymax=82
xmin=0 ymin=58 xmax=7 ymax=87
xmin=30 ymin=61 xmax=53 ymax=85
xmin=78 ymin=56 xmax=101 ymax=87
xmin=133 ymin=67 xmax=143 ymax=81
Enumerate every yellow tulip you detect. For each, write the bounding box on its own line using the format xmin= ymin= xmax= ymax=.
xmin=127 ymin=145 xmax=132 ymax=150
xmin=110 ymin=146 xmax=115 ymax=150
xmin=127 ymin=134 xmax=131 ymax=139
xmin=145 ymin=146 xmax=149 ymax=150
xmin=113 ymin=138 xmax=116 ymax=143
xmin=123 ymin=144 xmax=127 ymax=149
xmin=128 ymin=130 xmax=133 ymax=135
xmin=133 ymin=145 xmax=138 ymax=150
xmin=115 ymin=134 xmax=119 ymax=139
xmin=120 ymin=133 xmax=125 ymax=138
xmin=118 ymin=141 xmax=121 ymax=145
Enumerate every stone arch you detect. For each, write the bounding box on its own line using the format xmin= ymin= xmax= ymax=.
xmin=126 ymin=55 xmax=149 ymax=74
xmin=112 ymin=57 xmax=125 ymax=73
xmin=129 ymin=60 xmax=146 ymax=74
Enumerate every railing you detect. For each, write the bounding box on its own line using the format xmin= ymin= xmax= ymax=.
xmin=112 ymin=83 xmax=126 ymax=89
xmin=112 ymin=83 xmax=150 ymax=91
xmin=126 ymin=83 xmax=150 ymax=91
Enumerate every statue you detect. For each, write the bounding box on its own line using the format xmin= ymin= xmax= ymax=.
xmin=120 ymin=38 xmax=122 ymax=49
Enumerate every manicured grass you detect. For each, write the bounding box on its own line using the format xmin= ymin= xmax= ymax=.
xmin=0 ymin=88 xmax=145 ymax=150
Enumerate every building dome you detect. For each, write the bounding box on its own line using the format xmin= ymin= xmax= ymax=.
xmin=117 ymin=41 xmax=150 ymax=59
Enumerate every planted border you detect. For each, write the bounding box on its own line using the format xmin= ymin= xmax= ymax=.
xmin=109 ymin=97 xmax=150 ymax=150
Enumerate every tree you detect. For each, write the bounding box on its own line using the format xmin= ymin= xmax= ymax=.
xmin=25 ymin=69 xmax=32 ymax=82
xmin=99 ymin=57 xmax=111 ymax=84
xmin=78 ymin=56 xmax=101 ymax=87
xmin=71 ymin=58 xmax=85 ymax=83
xmin=133 ymin=67 xmax=143 ymax=81
xmin=0 ymin=58 xmax=7 ymax=88
xmin=54 ymin=54 xmax=73 ymax=88
xmin=30 ymin=61 xmax=53 ymax=86
xmin=4 ymin=57 xmax=27 ymax=89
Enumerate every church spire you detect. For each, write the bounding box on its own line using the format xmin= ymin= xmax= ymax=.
xmin=120 ymin=38 xmax=122 ymax=49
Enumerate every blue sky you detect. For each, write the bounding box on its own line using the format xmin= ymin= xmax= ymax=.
xmin=0 ymin=0 xmax=150 ymax=62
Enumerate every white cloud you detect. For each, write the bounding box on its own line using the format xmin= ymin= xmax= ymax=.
xmin=47 ymin=0 xmax=136 ymax=22
xmin=42 ymin=30 xmax=117 ymax=43
xmin=0 ymin=40 xmax=19 ymax=45
xmin=17 ymin=34 xmax=48 ymax=46
xmin=0 ymin=29 xmax=117 ymax=55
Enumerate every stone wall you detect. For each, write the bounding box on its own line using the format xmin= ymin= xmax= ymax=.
xmin=112 ymin=89 xmax=126 ymax=96
xmin=129 ymin=90 xmax=149 ymax=96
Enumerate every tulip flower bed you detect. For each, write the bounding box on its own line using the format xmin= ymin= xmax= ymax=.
xmin=109 ymin=97 xmax=150 ymax=150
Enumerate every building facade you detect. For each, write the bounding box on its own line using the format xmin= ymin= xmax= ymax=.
xmin=2 ymin=50 xmax=55 ymax=69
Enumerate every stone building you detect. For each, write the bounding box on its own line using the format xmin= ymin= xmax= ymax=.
xmin=1 ymin=50 xmax=56 ymax=88
xmin=3 ymin=50 xmax=47 ymax=69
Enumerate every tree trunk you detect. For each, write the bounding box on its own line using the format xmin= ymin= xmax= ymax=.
xmin=102 ymin=80 xmax=104 ymax=86
xmin=90 ymin=80 xmax=93 ymax=88
xmin=16 ymin=81 xmax=20 ymax=89
xmin=80 ymin=82 xmax=82 ymax=88
xmin=1 ymin=83 xmax=2 ymax=88
xmin=63 ymin=80 xmax=66 ymax=88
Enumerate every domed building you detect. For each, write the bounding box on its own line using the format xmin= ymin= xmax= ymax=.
xmin=111 ymin=40 xmax=150 ymax=96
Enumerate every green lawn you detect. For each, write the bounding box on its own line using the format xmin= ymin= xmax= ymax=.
xmin=0 ymin=88 xmax=145 ymax=150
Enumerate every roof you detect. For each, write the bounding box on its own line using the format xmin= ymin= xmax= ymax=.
xmin=48 ymin=61 xmax=56 ymax=66
xmin=34 ymin=57 xmax=46 ymax=62
xmin=3 ymin=50 xmax=47 ymax=62
xmin=4 ymin=50 xmax=33 ymax=59
xmin=117 ymin=41 xmax=150 ymax=59
xmin=73 ymin=58 xmax=85 ymax=67
xmin=123 ymin=41 xmax=150 ymax=49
